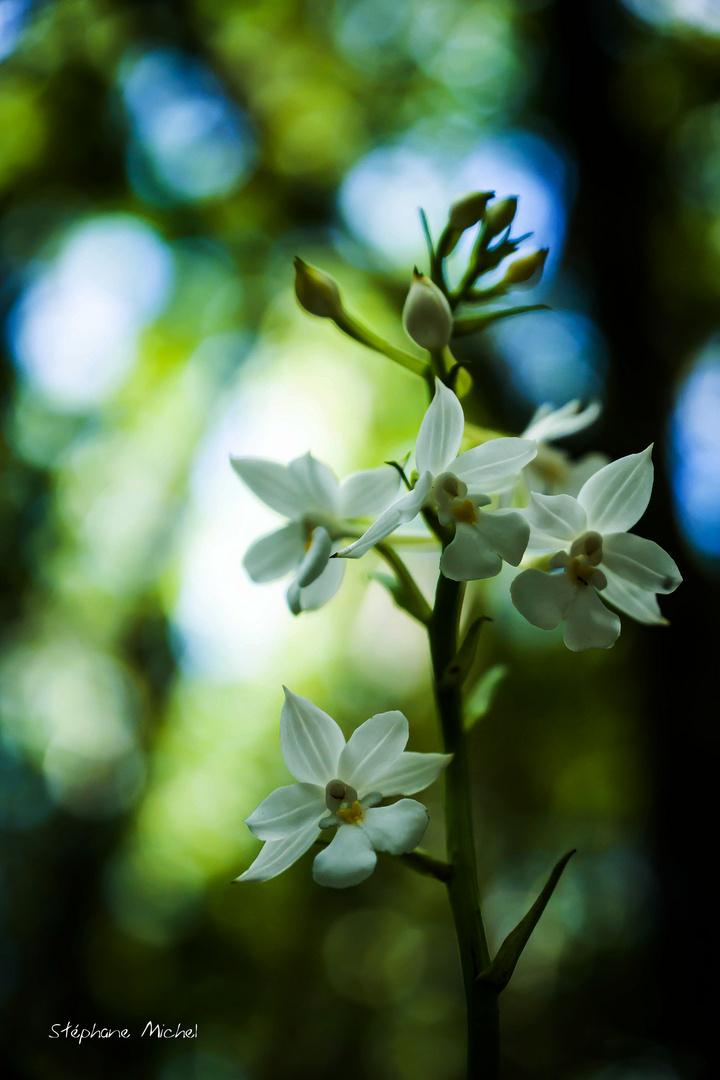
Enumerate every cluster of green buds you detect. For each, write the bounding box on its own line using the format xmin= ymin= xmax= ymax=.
xmin=445 ymin=191 xmax=547 ymax=287
xmin=293 ymin=191 xmax=549 ymax=383
xmin=440 ymin=190 xmax=549 ymax=338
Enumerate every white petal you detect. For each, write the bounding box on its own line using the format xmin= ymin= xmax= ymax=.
xmin=296 ymin=526 xmax=332 ymax=588
xmin=339 ymin=467 xmax=402 ymax=518
xmin=510 ymin=568 xmax=575 ymax=630
xmin=602 ymin=533 xmax=682 ymax=593
xmin=475 ymin=509 xmax=529 ymax=566
xmin=523 ymin=400 xmax=601 ymax=443
xmin=244 ymin=783 xmax=325 ymax=840
xmin=563 ymin=453 xmax=609 ymax=498
xmin=337 ymin=711 xmax=409 ymax=793
xmin=287 ymin=452 xmax=341 ymax=516
xmin=562 ymin=587 xmax=621 ymax=651
xmin=280 ymin=688 xmax=346 ymax=784
xmin=231 ymin=457 xmax=309 ymax=518
xmin=291 ymin=554 xmax=346 ymax=613
xmin=577 ymin=446 xmax=654 ymax=534
xmin=360 ymin=792 xmax=384 ymax=810
xmin=335 ymin=472 xmax=433 ymax=558
xmin=523 ymin=402 xmax=553 ymax=432
xmin=237 ymin=820 xmax=320 ymax=882
xmin=371 ymin=751 xmax=452 ymax=796
xmin=523 ymin=492 xmax=588 ymax=553
xmin=312 ymin=825 xmax=377 ymax=888
xmin=601 ymin=569 xmax=667 ymax=625
xmin=362 ymin=799 xmax=429 ymax=855
xmin=441 ymin=523 xmax=502 ymax=581
xmin=453 ymin=437 xmax=538 ymax=493
xmin=286 ymin=577 xmax=303 ymax=616
xmin=242 ymin=523 xmax=305 ymax=583
xmin=415 ymin=380 xmax=465 ymax=476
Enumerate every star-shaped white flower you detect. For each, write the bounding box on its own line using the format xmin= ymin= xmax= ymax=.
xmin=336 ymin=380 xmax=537 ymax=581
xmin=521 ymin=400 xmax=607 ymax=497
xmin=231 ymin=452 xmax=400 ymax=614
xmin=237 ymin=689 xmax=452 ymax=889
xmin=510 ymin=447 xmax=682 ymax=651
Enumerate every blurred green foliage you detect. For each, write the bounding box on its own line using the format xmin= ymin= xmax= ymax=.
xmin=0 ymin=2 xmax=718 ymax=1079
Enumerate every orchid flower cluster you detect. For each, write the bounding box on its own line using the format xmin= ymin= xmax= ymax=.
xmin=230 ymin=190 xmax=681 ymax=1077
xmin=235 ymin=379 xmax=680 ymax=651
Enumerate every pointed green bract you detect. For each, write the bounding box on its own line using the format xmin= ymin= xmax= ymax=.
xmin=477 ymin=851 xmax=577 ymax=993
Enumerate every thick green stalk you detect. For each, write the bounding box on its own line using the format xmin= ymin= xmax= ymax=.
xmin=429 ymin=572 xmax=500 ymax=1079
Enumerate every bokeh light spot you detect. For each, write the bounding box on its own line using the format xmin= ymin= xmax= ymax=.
xmin=0 ymin=638 xmax=143 ymax=818
xmin=8 ymin=214 xmax=174 ymax=410
xmin=119 ymin=47 xmax=257 ymax=204
xmin=489 ymin=309 xmax=608 ymax=408
xmin=621 ymin=0 xmax=720 ymax=36
xmin=322 ymin=908 xmax=425 ymax=1005
xmin=670 ymin=341 xmax=720 ymax=561
xmin=0 ymin=0 xmax=31 ymax=62
xmin=338 ymin=129 xmax=571 ymax=275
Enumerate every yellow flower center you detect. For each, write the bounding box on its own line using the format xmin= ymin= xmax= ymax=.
xmin=451 ymin=499 xmax=478 ymax=525
xmin=568 ymin=557 xmax=598 ymax=588
xmin=337 ymin=800 xmax=364 ymax=825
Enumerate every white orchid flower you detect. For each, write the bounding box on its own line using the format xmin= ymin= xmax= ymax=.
xmin=336 ymin=380 xmax=537 ymax=581
xmin=238 ymin=689 xmax=452 ymax=889
xmin=510 ymin=447 xmax=682 ymax=651
xmin=521 ymin=400 xmax=607 ymax=497
xmin=231 ymin=452 xmax=400 ymax=614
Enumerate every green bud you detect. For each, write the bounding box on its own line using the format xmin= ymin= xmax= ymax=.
xmin=448 ymin=191 xmax=494 ymax=232
xmin=402 ymin=269 xmax=453 ymax=351
xmin=484 ymin=197 xmax=518 ymax=239
xmin=503 ymin=248 xmax=548 ymax=286
xmin=293 ymin=257 xmax=344 ymax=319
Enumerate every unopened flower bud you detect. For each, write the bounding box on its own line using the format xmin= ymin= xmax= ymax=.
xmin=503 ymin=248 xmax=548 ymax=286
xmin=402 ymin=269 xmax=453 ymax=350
xmin=484 ymin=197 xmax=518 ymax=239
xmin=448 ymin=190 xmax=494 ymax=232
xmin=294 ymin=257 xmax=344 ymax=319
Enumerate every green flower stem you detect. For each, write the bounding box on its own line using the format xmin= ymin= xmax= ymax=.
xmin=375 ymin=542 xmax=432 ymax=625
xmin=333 ymin=310 xmax=431 ymax=379
xmin=451 ymin=224 xmax=490 ymax=310
xmin=429 ymin=572 xmax=499 ymax=1079
xmin=336 ymin=524 xmax=435 ymax=549
xmin=400 ymin=848 xmax=453 ymax=883
xmin=421 ymin=506 xmax=452 ymax=547
xmin=385 ymin=535 xmax=437 ymax=548
xmin=429 ymin=348 xmax=447 ymax=383
xmin=428 ymin=347 xmax=459 ymax=389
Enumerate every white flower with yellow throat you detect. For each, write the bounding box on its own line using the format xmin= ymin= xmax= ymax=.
xmin=238 ymin=689 xmax=451 ymax=888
